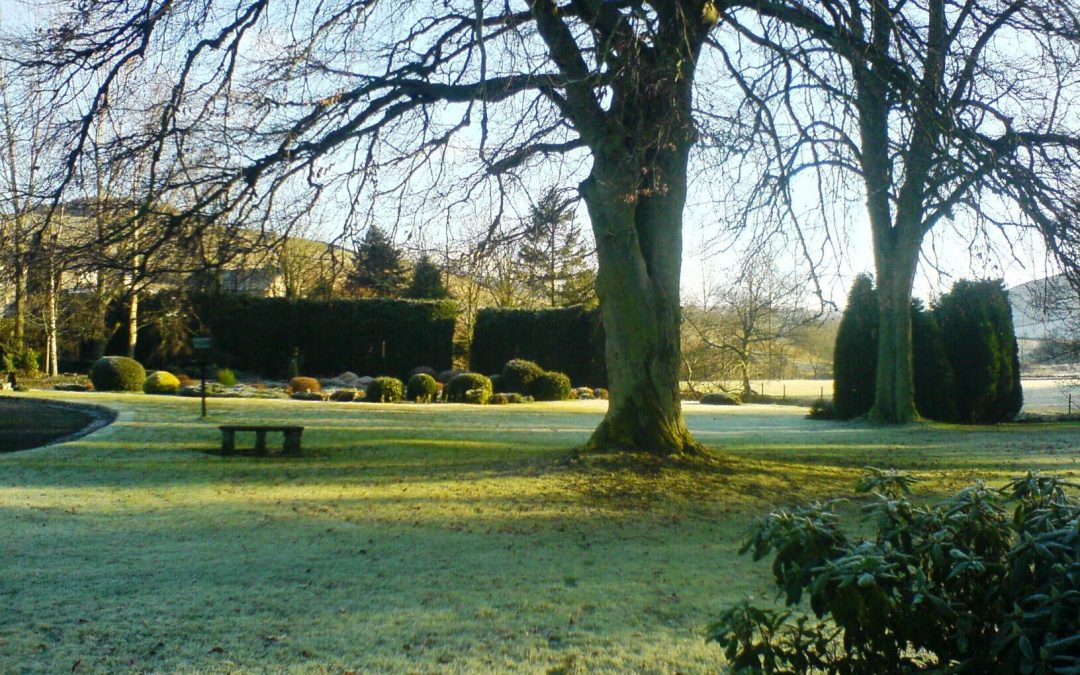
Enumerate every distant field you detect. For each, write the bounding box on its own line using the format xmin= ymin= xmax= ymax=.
xmin=703 ymin=378 xmax=1080 ymax=413
xmin=3 ymin=391 xmax=1079 ymax=673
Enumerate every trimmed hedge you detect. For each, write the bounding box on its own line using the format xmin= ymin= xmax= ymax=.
xmin=445 ymin=372 xmax=492 ymax=403
xmin=501 ymin=359 xmax=544 ymax=394
xmin=365 ymin=376 xmax=405 ymax=403
xmin=110 ymin=293 xmax=457 ymax=379
xmin=700 ymin=391 xmax=741 ymax=406
xmin=406 ymin=373 xmax=439 ymax=402
xmin=532 ymin=371 xmax=572 ymax=401
xmin=90 ymin=356 xmax=146 ymax=392
xmin=470 ymin=306 xmax=606 ymax=387
xmin=143 ymin=370 xmax=181 ymax=395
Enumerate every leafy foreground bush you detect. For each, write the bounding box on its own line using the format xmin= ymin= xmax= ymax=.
xmin=710 ymin=470 xmax=1080 ymax=673
xmin=143 ymin=370 xmax=181 ymax=395
xmin=90 ymin=356 xmax=146 ymax=392
xmin=406 ymin=373 xmax=439 ymax=402
xmin=365 ymin=376 xmax=405 ymax=403
xmin=217 ymin=368 xmax=238 ymax=387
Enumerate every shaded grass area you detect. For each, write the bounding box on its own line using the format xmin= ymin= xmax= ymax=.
xmin=2 ymin=393 xmax=1079 ymax=673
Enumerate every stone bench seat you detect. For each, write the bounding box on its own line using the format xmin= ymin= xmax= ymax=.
xmin=218 ymin=425 xmax=304 ymax=455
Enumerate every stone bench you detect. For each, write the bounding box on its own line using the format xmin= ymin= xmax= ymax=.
xmin=218 ymin=425 xmax=304 ymax=456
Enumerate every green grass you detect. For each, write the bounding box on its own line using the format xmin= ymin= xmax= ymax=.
xmin=3 ymin=392 xmax=1079 ymax=673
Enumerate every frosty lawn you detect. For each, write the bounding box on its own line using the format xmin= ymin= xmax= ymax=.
xmin=3 ymin=392 xmax=1078 ymax=673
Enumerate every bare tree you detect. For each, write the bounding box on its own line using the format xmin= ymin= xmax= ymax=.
xmin=685 ymin=249 xmax=812 ymax=396
xmin=17 ymin=0 xmax=743 ymax=455
xmin=715 ymin=0 xmax=1080 ymax=421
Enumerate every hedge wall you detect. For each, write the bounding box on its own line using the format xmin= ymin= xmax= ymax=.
xmin=110 ymin=293 xmax=457 ymax=379
xmin=469 ymin=306 xmax=606 ymax=387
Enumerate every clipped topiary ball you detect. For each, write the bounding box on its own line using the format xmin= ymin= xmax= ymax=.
xmin=90 ymin=356 xmax=146 ymax=392
xmin=532 ymin=371 xmax=572 ymax=402
xmin=143 ymin=370 xmax=180 ymax=395
xmin=365 ymin=376 xmax=405 ymax=403
xmin=445 ymin=372 xmax=493 ymax=403
xmin=288 ymin=376 xmax=322 ymax=394
xmin=501 ymin=359 xmax=544 ymax=394
xmin=406 ymin=373 xmax=439 ymax=402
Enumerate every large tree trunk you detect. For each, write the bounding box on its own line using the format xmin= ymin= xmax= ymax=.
xmin=581 ymin=155 xmax=702 ymax=457
xmin=869 ymin=237 xmax=920 ymax=422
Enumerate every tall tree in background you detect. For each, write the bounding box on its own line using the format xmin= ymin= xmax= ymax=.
xmin=518 ymin=189 xmax=596 ymax=308
xmin=346 ymin=226 xmax=406 ymax=298
xmin=726 ymin=0 xmax=1080 ymax=422
xmin=405 ymin=255 xmax=450 ymax=300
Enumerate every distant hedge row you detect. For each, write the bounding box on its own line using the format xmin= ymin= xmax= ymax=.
xmin=112 ymin=293 xmax=457 ymax=379
xmin=469 ymin=306 xmax=607 ymax=387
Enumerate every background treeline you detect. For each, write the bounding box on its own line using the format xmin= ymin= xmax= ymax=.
xmin=834 ymin=276 xmax=1023 ymax=423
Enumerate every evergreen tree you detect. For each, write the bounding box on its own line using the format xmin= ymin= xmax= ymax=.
xmin=518 ymin=189 xmax=596 ymax=308
xmin=935 ymin=280 xmax=1023 ymax=423
xmin=911 ymin=299 xmax=957 ymax=422
xmin=405 ymin=255 xmax=450 ymax=300
xmin=833 ymin=275 xmax=878 ymax=420
xmin=346 ymin=226 xmax=406 ymax=298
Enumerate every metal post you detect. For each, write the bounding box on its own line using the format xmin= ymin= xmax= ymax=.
xmin=1069 ymin=393 xmax=1073 ymax=415
xmin=783 ymin=385 xmax=786 ymax=400
xmin=200 ymin=361 xmax=207 ymax=418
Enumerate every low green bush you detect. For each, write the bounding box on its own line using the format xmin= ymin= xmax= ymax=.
xmin=3 ymin=348 xmax=40 ymax=375
xmin=710 ymin=470 xmax=1080 ymax=673
xmin=406 ymin=373 xmax=439 ymax=402
xmin=445 ymin=372 xmax=492 ymax=403
xmin=365 ymin=376 xmax=404 ymax=403
xmin=501 ymin=358 xmax=544 ymax=394
xmin=217 ymin=368 xmax=238 ymax=387
xmin=90 ymin=356 xmax=146 ymax=392
xmin=143 ymin=371 xmax=181 ymax=395
xmin=700 ymin=392 xmax=741 ymax=406
xmin=464 ymin=388 xmax=491 ymax=405
xmin=532 ymin=371 xmax=572 ymax=402
xmin=806 ymin=399 xmax=836 ymax=419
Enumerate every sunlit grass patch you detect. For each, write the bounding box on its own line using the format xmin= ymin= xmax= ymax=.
xmin=2 ymin=391 xmax=1078 ymax=672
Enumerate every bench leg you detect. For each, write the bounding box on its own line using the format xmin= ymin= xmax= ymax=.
xmin=254 ymin=430 xmax=267 ymax=454
xmin=221 ymin=429 xmax=235 ymax=454
xmin=283 ymin=430 xmax=302 ymax=455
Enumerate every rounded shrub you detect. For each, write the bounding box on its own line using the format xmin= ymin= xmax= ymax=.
xmin=217 ymin=368 xmax=238 ymax=387
xmin=365 ymin=376 xmax=405 ymax=403
xmin=406 ymin=373 xmax=439 ymax=402
xmin=532 ymin=371 xmax=572 ymax=402
xmin=143 ymin=370 xmax=181 ymax=395
xmin=288 ymin=376 xmax=321 ymax=394
xmin=90 ymin=356 xmax=146 ymax=392
xmin=501 ymin=359 xmax=545 ymax=394
xmin=700 ymin=391 xmax=741 ymax=406
xmin=489 ymin=374 xmax=505 ymax=393
xmin=593 ymin=388 xmax=609 ymax=400
xmin=445 ymin=372 xmax=493 ymax=403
